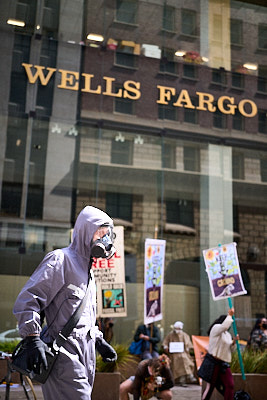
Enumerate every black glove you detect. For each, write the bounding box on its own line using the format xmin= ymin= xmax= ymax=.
xmin=95 ymin=337 xmax=117 ymax=362
xmin=24 ymin=336 xmax=48 ymax=374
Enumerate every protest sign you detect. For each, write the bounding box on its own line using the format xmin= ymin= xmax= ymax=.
xmin=202 ymin=242 xmax=247 ymax=301
xmin=144 ymin=238 xmax=166 ymax=325
xmin=93 ymin=226 xmax=127 ymax=317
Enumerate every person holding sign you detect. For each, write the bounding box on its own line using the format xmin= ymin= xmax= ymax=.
xmin=198 ymin=308 xmax=238 ymax=400
xmin=162 ymin=321 xmax=197 ymax=386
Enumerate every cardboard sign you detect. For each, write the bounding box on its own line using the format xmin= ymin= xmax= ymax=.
xmin=93 ymin=226 xmax=127 ymax=317
xmin=169 ymin=342 xmax=184 ymax=353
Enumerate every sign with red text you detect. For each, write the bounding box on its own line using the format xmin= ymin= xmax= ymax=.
xmin=144 ymin=238 xmax=166 ymax=325
xmin=203 ymin=242 xmax=247 ymax=300
xmin=92 ymin=226 xmax=127 ymax=317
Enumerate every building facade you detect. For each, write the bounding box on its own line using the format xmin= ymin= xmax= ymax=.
xmin=0 ymin=0 xmax=267 ymax=343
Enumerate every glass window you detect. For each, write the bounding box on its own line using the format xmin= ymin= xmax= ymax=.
xmin=114 ymin=86 xmax=135 ymax=115
xmin=231 ymin=72 xmax=244 ymax=89
xmin=111 ymin=139 xmax=133 ymax=165
xmin=162 ymin=143 xmax=176 ymax=169
xmin=231 ymin=19 xmax=243 ymax=45
xmin=116 ymin=0 xmax=137 ymax=24
xmin=184 ymin=97 xmax=198 ymax=124
xmin=106 ymin=192 xmax=132 ymax=221
xmin=158 ymin=101 xmax=177 ymax=121
xmin=184 ymin=146 xmax=200 ymax=172
xmin=183 ymin=63 xmax=197 ymax=79
xmin=162 ymin=5 xmax=175 ymax=31
xmin=166 ymin=199 xmax=194 ymax=227
xmin=258 ymin=65 xmax=267 ymax=93
xmin=258 ymin=110 xmax=267 ymax=134
xmin=213 ymin=108 xmax=227 ymax=129
xmin=212 ymin=68 xmax=227 ymax=85
xmin=232 ymin=152 xmax=244 ymax=180
xmin=258 ymin=24 xmax=267 ymax=49
xmin=160 ymin=48 xmax=177 ymax=74
xmin=233 ymin=111 xmax=244 ymax=131
xmin=181 ymin=9 xmax=197 ymax=36
xmin=260 ymin=159 xmax=267 ymax=182
xmin=115 ymin=45 xmax=138 ymax=68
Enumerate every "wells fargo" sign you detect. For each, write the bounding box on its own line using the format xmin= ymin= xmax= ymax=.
xmin=22 ymin=63 xmax=258 ymax=117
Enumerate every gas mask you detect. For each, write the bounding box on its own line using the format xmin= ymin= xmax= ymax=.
xmin=91 ymin=225 xmax=116 ymax=259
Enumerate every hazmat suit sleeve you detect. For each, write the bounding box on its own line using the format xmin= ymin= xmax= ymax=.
xmin=13 ymin=250 xmax=65 ymax=337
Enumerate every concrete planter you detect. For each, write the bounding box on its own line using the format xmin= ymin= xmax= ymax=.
xmin=202 ymin=374 xmax=267 ymax=400
xmin=92 ymin=372 xmax=121 ymax=400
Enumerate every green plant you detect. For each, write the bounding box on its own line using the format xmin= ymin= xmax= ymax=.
xmin=96 ymin=343 xmax=139 ymax=380
xmin=231 ymin=349 xmax=267 ymax=374
xmin=0 ymin=340 xmax=20 ymax=355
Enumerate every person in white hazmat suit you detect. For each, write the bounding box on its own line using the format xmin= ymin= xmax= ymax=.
xmin=13 ymin=206 xmax=117 ymax=400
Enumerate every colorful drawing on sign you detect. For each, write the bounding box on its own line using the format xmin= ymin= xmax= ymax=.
xmin=144 ymin=239 xmax=166 ymax=324
xmin=102 ymin=288 xmax=124 ymax=310
xmin=202 ymin=242 xmax=247 ymax=301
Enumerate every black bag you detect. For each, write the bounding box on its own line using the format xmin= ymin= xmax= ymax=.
xmin=11 ymin=339 xmax=59 ymax=384
xmin=234 ymin=390 xmax=252 ymax=400
xmin=197 ymin=353 xmax=220 ymax=383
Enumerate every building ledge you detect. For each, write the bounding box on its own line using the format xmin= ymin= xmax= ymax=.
xmin=113 ymin=218 xmax=133 ymax=228
xmin=164 ymin=223 xmax=196 ymax=235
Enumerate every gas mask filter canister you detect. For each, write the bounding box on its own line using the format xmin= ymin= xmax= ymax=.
xmin=91 ymin=226 xmax=116 ymax=259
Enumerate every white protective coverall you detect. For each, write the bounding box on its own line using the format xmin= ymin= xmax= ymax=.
xmin=13 ymin=206 xmax=114 ymax=400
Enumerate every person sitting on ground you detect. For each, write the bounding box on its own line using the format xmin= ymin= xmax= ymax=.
xmin=120 ymin=354 xmax=174 ymax=400
xmin=162 ymin=321 xmax=197 ymax=386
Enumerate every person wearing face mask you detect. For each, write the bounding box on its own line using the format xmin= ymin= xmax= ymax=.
xmin=13 ymin=206 xmax=117 ymax=400
xmin=247 ymin=317 xmax=267 ymax=351
xmin=162 ymin=321 xmax=197 ymax=386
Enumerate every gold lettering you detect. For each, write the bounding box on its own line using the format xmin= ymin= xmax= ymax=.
xmin=157 ymin=85 xmax=176 ymax=105
xmin=217 ymin=277 xmax=235 ymax=287
xmin=238 ymin=99 xmax=257 ymax=118
xmin=103 ymin=77 xmax=122 ymax=97
xmin=57 ymin=69 xmax=79 ymax=90
xmin=196 ymin=92 xmax=216 ymax=112
xmin=81 ymin=73 xmax=101 ymax=94
xmin=22 ymin=63 xmax=56 ymax=85
xmin=173 ymin=89 xmax=195 ymax=108
xmin=217 ymin=96 xmax=237 ymax=115
xmin=123 ymin=80 xmax=141 ymax=100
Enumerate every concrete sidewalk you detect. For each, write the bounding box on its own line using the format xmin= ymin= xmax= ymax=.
xmin=0 ymin=383 xmax=202 ymax=399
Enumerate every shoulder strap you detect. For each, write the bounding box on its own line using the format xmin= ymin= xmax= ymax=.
xmin=55 ymin=258 xmax=93 ymax=348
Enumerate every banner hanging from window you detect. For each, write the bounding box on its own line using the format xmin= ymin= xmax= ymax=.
xmin=93 ymin=226 xmax=127 ymax=317
xmin=202 ymin=242 xmax=247 ymax=301
xmin=144 ymin=238 xmax=166 ymax=325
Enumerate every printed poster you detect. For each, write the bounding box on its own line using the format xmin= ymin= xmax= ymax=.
xmin=144 ymin=238 xmax=166 ymax=325
xmin=92 ymin=226 xmax=127 ymax=317
xmin=202 ymin=242 xmax=247 ymax=301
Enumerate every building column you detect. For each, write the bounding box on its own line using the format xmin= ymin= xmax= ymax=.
xmin=200 ymin=144 xmax=233 ymax=334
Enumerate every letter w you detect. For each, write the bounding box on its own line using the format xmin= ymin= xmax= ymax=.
xmin=22 ymin=63 xmax=56 ymax=85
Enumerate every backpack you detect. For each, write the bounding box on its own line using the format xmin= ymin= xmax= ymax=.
xmin=234 ymin=390 xmax=252 ymax=400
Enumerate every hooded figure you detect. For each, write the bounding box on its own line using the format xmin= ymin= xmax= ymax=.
xmin=162 ymin=321 xmax=196 ymax=386
xmin=13 ymin=206 xmax=117 ymax=400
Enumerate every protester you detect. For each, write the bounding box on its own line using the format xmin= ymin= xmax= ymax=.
xmin=13 ymin=206 xmax=117 ymax=400
xmin=120 ymin=354 xmax=174 ymax=400
xmin=99 ymin=317 xmax=114 ymax=343
xmin=162 ymin=321 xmax=197 ymax=386
xmin=198 ymin=308 xmax=238 ymax=400
xmin=247 ymin=316 xmax=267 ymax=351
xmin=133 ymin=323 xmax=161 ymax=359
